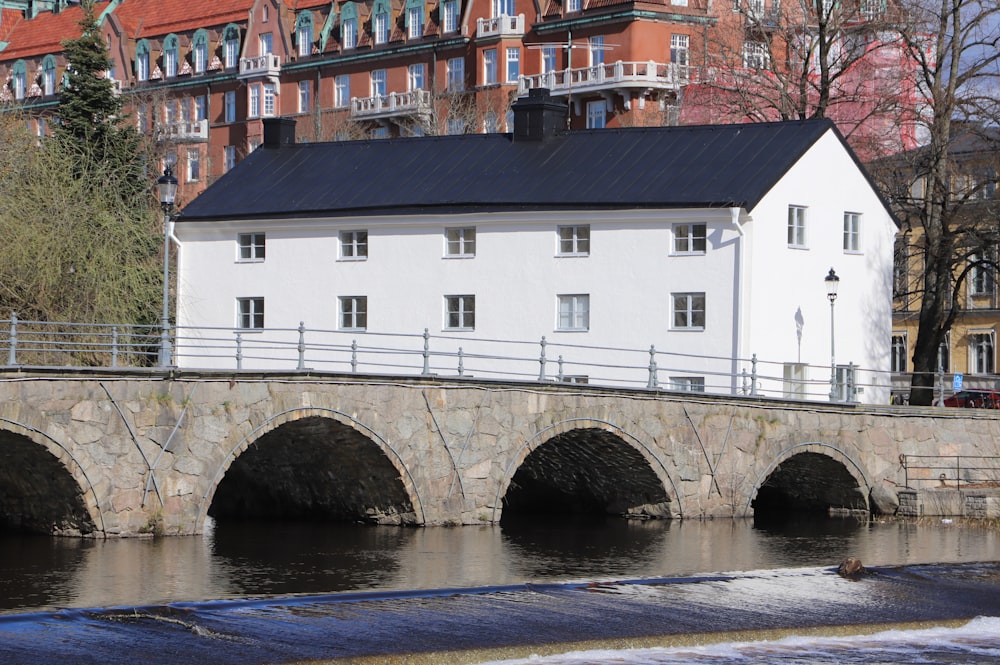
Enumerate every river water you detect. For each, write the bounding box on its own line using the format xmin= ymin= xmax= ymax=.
xmin=2 ymin=516 xmax=1000 ymax=664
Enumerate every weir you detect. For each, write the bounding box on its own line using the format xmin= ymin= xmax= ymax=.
xmin=0 ymin=370 xmax=999 ymax=537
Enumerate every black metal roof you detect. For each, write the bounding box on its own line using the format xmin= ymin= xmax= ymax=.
xmin=180 ymin=118 xmax=847 ymax=222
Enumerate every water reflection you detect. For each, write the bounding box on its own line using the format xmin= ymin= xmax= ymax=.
xmin=1 ymin=517 xmax=998 ymax=615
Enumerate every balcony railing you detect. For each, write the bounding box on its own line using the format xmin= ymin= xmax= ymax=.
xmin=518 ymin=61 xmax=698 ymax=97
xmin=351 ymin=89 xmax=433 ymax=120
xmin=476 ymin=13 xmax=525 ymax=38
xmin=156 ymin=119 xmax=209 ymax=142
xmin=238 ymin=53 xmax=281 ymax=79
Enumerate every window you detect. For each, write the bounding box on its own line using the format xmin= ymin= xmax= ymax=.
xmin=834 ymin=365 xmax=854 ymax=402
xmin=371 ymin=126 xmax=389 ymax=139
xmin=743 ymin=40 xmax=770 ymax=69
xmin=238 ymin=233 xmax=265 ymax=261
xmin=225 ymin=90 xmax=237 ymax=123
xmin=186 ymin=148 xmax=200 ymax=182
xmin=671 ymin=34 xmax=689 ymax=66
xmin=674 ymin=223 xmax=707 ymax=254
xmin=787 ymin=205 xmax=806 ymax=247
xmin=843 ymin=212 xmax=861 ymax=252
xmin=447 ymin=118 xmax=466 ymax=135
xmin=374 ymin=10 xmax=389 ymax=45
xmin=891 ymin=333 xmax=907 ymax=373
xmin=971 ymin=252 xmax=996 ymax=296
xmin=506 ymin=47 xmax=520 ymax=83
xmin=335 ymin=75 xmax=350 ymax=106
xmin=492 ymin=0 xmax=515 ymax=16
xmin=970 ymin=332 xmax=995 ymax=374
xmin=225 ymin=33 xmax=240 ymax=69
xmin=938 ymin=335 xmax=951 ymax=373
xmin=370 ymin=69 xmax=387 ymax=97
xmin=408 ymin=63 xmax=426 ymax=91
xmin=445 ymin=295 xmax=475 ymax=330
xmin=893 ymin=239 xmax=908 ymax=297
xmin=340 ymin=230 xmax=368 ymax=259
xmin=297 ymin=13 xmax=313 ymax=57
xmin=342 ymin=18 xmax=358 ymax=49
xmin=164 ymin=39 xmax=177 ymax=77
xmin=586 ymin=100 xmax=605 ymax=129
xmin=447 ymin=57 xmax=465 ymax=91
xmin=164 ymin=99 xmax=178 ymax=123
xmin=259 ymin=32 xmax=273 ymax=56
xmin=484 ymin=112 xmax=499 ymax=133
xmin=224 ymin=145 xmax=237 ymax=173
xmin=408 ymin=6 xmax=424 ymax=38
xmin=136 ymin=42 xmax=150 ymax=81
xmin=558 ymin=225 xmax=590 ymax=255
xmin=193 ymin=32 xmax=208 ymax=73
xmin=783 ymin=364 xmax=806 ymax=399
xmin=340 ymin=296 xmax=368 ymax=330
xmin=442 ymin=0 xmax=458 ymax=32
xmin=567 ymin=0 xmax=581 ymax=11
xmin=446 ymin=227 xmax=476 ymax=257
xmin=237 ymin=297 xmax=264 ymax=329
xmin=672 ymin=292 xmax=705 ymax=329
xmin=542 ymin=46 xmax=557 ymax=73
xmin=42 ymin=57 xmax=56 ymax=95
xmin=298 ymin=80 xmax=311 ymax=113
xmin=589 ymin=36 xmax=605 ymax=66
xmin=558 ymin=294 xmax=590 ymax=331
xmin=194 ymin=95 xmax=207 ymax=121
xmin=263 ymin=82 xmax=276 ymax=116
xmin=249 ymin=85 xmax=260 ymax=118
xmin=671 ymin=377 xmax=706 ymax=392
xmin=12 ymin=66 xmax=25 ymax=100
xmin=483 ymin=49 xmax=497 ymax=85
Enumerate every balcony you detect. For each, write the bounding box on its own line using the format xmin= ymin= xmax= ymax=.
xmin=351 ymin=90 xmax=433 ymax=121
xmin=238 ymin=53 xmax=281 ymax=80
xmin=476 ymin=13 xmax=525 ymax=39
xmin=156 ymin=119 xmax=209 ymax=142
xmin=518 ymin=61 xmax=698 ymax=98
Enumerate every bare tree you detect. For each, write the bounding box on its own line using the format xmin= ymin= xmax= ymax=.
xmin=880 ymin=0 xmax=1000 ymax=405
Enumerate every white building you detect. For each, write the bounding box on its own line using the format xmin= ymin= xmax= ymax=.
xmin=174 ymin=89 xmax=897 ymax=403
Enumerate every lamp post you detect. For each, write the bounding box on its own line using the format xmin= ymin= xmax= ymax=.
xmin=157 ymin=166 xmax=178 ymax=367
xmin=825 ymin=267 xmax=840 ymax=401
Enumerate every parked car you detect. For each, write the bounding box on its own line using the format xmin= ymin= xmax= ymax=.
xmin=943 ymin=389 xmax=1000 ymax=408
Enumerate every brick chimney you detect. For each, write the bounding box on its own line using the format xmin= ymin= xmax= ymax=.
xmin=510 ymin=88 xmax=567 ymax=143
xmin=263 ymin=117 xmax=297 ymax=148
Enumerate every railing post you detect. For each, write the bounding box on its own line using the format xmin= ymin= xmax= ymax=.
xmin=741 ymin=368 xmax=750 ymax=395
xmin=956 ymin=455 xmax=961 ymax=490
xmin=538 ymin=336 xmax=547 ymax=382
xmin=647 ymin=345 xmax=658 ymax=389
xmin=848 ymin=361 xmax=857 ymax=402
xmin=111 ymin=326 xmax=119 ymax=368
xmin=7 ymin=312 xmax=16 ymax=366
xmin=458 ymin=347 xmax=464 ymax=376
xmin=750 ymin=353 xmax=758 ymax=396
xmin=297 ymin=321 xmax=306 ymax=371
xmin=557 ymin=355 xmax=564 ymax=382
xmin=351 ymin=340 xmax=358 ymax=372
xmin=422 ymin=328 xmax=431 ymax=375
xmin=235 ymin=332 xmax=243 ymax=370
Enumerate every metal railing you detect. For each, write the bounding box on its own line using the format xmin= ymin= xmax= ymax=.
xmin=901 ymin=454 xmax=1000 ymax=490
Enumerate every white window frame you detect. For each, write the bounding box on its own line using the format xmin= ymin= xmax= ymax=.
xmin=670 ymin=377 xmax=706 ymax=392
xmin=506 ymin=47 xmax=520 ymax=83
xmin=340 ymin=230 xmax=369 ymax=260
xmin=586 ymin=100 xmax=605 ymax=129
xmin=408 ymin=7 xmax=423 ymax=38
xmin=259 ymin=32 xmax=273 ymax=55
xmin=43 ymin=67 xmax=56 ymax=95
xmin=237 ymin=297 xmax=264 ymax=330
xmin=542 ymin=46 xmax=557 ymax=73
xmin=447 ymin=57 xmax=465 ymax=91
xmin=743 ymin=40 xmax=770 ymax=69
xmin=891 ymin=333 xmax=907 ymax=373
xmin=483 ymin=49 xmax=497 ymax=85
xmin=374 ymin=11 xmax=389 ymax=45
xmin=408 ymin=63 xmax=426 ymax=91
xmin=673 ymin=223 xmax=707 ymax=254
xmin=342 ymin=18 xmax=358 ymax=49
xmin=298 ymin=80 xmax=311 ymax=113
xmin=557 ymin=294 xmax=590 ymax=331
xmin=589 ymin=36 xmax=605 ymax=66
xmin=298 ymin=26 xmax=311 ymax=57
xmin=371 ymin=69 xmax=387 ymax=97
xmin=186 ymin=148 xmax=200 ymax=182
xmin=137 ymin=52 xmax=150 ymax=81
xmin=671 ymin=34 xmax=689 ymax=66
xmin=567 ymin=0 xmax=581 ymax=11
xmin=225 ymin=37 xmax=239 ymax=69
xmin=335 ymin=75 xmax=350 ymax=107
xmin=445 ymin=295 xmax=475 ymax=331
xmin=672 ymin=292 xmax=706 ymax=330
xmin=969 ymin=331 xmax=996 ymax=374
xmin=263 ymin=82 xmax=276 ymax=117
xmin=445 ymin=227 xmax=476 ymax=257
xmin=442 ymin=0 xmax=458 ymax=32
xmin=787 ymin=205 xmax=807 ymax=248
xmin=557 ymin=225 xmax=590 ymax=256
xmin=224 ymin=145 xmax=237 ymax=173
xmin=164 ymin=47 xmax=177 ymax=78
xmin=970 ymin=252 xmax=996 ymax=297
xmin=339 ymin=296 xmax=368 ymax=331
xmin=194 ymin=95 xmax=207 ymax=121
xmin=225 ymin=90 xmax=237 ymax=123
xmin=843 ymin=212 xmax=861 ymax=252
xmin=237 ymin=233 xmax=265 ymax=262
xmin=249 ymin=85 xmax=260 ymax=118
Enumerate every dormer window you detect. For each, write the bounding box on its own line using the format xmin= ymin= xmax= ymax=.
xmin=342 ymin=18 xmax=358 ymax=48
xmin=12 ymin=61 xmax=26 ymax=100
xmin=136 ymin=40 xmax=151 ymax=81
xmin=42 ymin=55 xmax=57 ymax=95
xmin=441 ymin=0 xmax=458 ymax=32
xmin=296 ymin=12 xmax=314 ymax=57
xmin=223 ymin=25 xmax=241 ymax=69
xmin=163 ymin=34 xmax=179 ymax=78
xmin=193 ymin=30 xmax=209 ymax=74
xmin=373 ymin=0 xmax=391 ymax=45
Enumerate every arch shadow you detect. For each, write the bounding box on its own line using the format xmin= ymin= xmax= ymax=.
xmin=196 ymin=408 xmax=424 ymax=531
xmin=492 ymin=418 xmax=681 ymax=523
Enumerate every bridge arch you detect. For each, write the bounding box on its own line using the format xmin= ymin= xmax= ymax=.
xmin=748 ymin=442 xmax=872 ymax=518
xmin=0 ymin=418 xmax=104 ymax=536
xmin=492 ymin=418 xmax=681 ymax=522
xmin=196 ymin=408 xmax=425 ymax=530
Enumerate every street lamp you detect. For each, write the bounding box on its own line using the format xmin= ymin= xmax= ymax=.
xmin=157 ymin=166 xmax=178 ymax=367
xmin=825 ymin=267 xmax=840 ymax=401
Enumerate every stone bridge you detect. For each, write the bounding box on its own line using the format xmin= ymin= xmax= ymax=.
xmin=1 ymin=370 xmax=998 ymax=537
